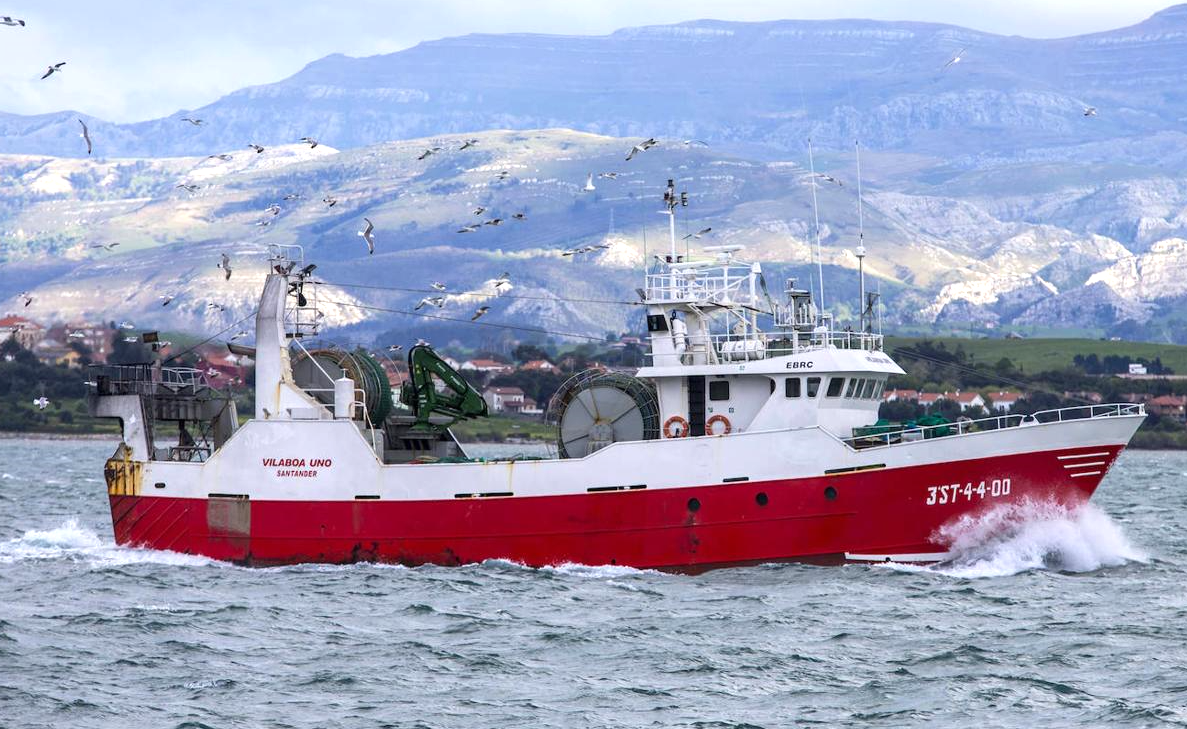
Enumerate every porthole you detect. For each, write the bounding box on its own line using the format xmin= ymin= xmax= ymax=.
xmin=755 ymin=492 xmax=769 ymax=506
xmin=824 ymin=486 xmax=837 ymax=501
xmin=687 ymin=497 xmax=701 ymax=512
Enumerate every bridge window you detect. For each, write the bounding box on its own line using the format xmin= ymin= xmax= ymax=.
xmin=709 ymin=380 xmax=730 ymax=401
xmin=826 ymin=377 xmax=845 ymax=398
xmin=807 ymin=377 xmax=821 ymax=398
xmin=859 ymin=379 xmax=875 ymax=399
xmin=872 ymin=380 xmax=885 ymax=399
xmin=845 ymin=378 xmax=859 ymax=398
xmin=785 ymin=377 xmax=801 ymax=398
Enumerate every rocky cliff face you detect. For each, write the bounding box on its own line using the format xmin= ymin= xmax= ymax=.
xmin=3 ymin=127 xmax=1187 ymax=343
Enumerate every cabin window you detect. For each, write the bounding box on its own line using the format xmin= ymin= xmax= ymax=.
xmin=646 ymin=314 xmax=669 ymax=332
xmin=709 ymin=380 xmax=730 ymax=401
xmin=873 ymin=380 xmax=885 ymax=399
xmin=806 ymin=377 xmax=821 ymax=398
xmin=859 ymin=379 xmax=875 ymax=399
xmin=826 ymin=377 xmax=844 ymax=398
xmin=845 ymin=378 xmax=859 ymax=398
xmin=785 ymin=377 xmax=801 ymax=398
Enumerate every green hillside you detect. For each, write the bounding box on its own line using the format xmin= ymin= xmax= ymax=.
xmin=885 ymin=336 xmax=1187 ymax=374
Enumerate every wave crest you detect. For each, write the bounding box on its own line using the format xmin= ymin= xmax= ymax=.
xmin=897 ymin=500 xmax=1147 ymax=578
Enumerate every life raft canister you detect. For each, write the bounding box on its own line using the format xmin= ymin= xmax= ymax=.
xmin=663 ymin=415 xmax=689 ymax=438
xmin=705 ymin=414 xmax=732 ymax=435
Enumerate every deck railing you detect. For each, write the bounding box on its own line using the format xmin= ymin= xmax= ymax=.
xmin=87 ymin=364 xmax=215 ymax=396
xmin=843 ymin=402 xmax=1145 ymax=450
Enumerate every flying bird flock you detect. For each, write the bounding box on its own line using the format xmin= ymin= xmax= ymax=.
xmin=16 ymin=10 xmax=1032 ymax=368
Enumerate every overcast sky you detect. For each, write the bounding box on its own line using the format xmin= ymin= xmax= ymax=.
xmin=0 ymin=1 xmax=1176 ymax=122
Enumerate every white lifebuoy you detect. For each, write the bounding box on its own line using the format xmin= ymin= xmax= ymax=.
xmin=663 ymin=415 xmax=689 ymax=438
xmin=706 ymin=414 xmax=732 ymax=436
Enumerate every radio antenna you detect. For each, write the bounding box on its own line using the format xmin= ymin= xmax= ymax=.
xmin=807 ymin=138 xmax=826 ymax=312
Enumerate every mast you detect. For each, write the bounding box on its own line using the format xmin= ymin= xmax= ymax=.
xmin=807 ymin=139 xmax=826 ymax=312
xmin=856 ymin=140 xmax=866 ymax=332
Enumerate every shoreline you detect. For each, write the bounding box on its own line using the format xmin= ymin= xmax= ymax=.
xmin=0 ymin=431 xmax=118 ymax=441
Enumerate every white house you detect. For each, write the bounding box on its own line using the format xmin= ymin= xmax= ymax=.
xmin=483 ymin=386 xmax=525 ymax=413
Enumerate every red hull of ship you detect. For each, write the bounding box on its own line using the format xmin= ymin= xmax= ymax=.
xmin=107 ymin=446 xmax=1120 ymax=569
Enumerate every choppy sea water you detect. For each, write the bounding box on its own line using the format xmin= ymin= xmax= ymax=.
xmin=1 ymin=438 xmax=1185 ymax=729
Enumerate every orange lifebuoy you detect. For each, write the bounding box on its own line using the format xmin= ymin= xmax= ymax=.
xmin=706 ymin=414 xmax=732 ymax=435
xmin=663 ymin=415 xmax=689 ymax=438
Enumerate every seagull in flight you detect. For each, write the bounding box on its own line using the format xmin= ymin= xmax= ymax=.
xmin=247 ymin=144 xmax=265 ymax=154
xmin=387 ymin=344 xmax=403 ymax=353
xmin=485 ymin=218 xmax=503 ymax=226
xmin=1 ymin=16 xmax=26 ymax=26
xmin=681 ymin=140 xmax=709 ymax=147
xmin=1083 ymin=106 xmax=1097 ymax=117
xmin=181 ymin=117 xmax=204 ymax=126
xmin=264 ymin=203 xmax=281 ymax=216
xmin=459 ymin=139 xmax=479 ymax=150
xmin=41 ymin=62 xmax=65 ymax=80
xmin=625 ymin=138 xmax=658 ymax=161
xmin=218 ymin=253 xmax=232 ymax=281
xmin=283 ymin=193 xmax=302 ymax=201
xmin=207 ymin=153 xmax=232 ymax=161
xmin=493 ymin=272 xmax=511 ymax=291
xmin=18 ymin=291 xmax=32 ymax=307
xmin=359 ymin=217 xmax=375 ymax=254
xmin=941 ymin=48 xmax=966 ymax=71
xmin=415 ymin=296 xmax=445 ymax=311
xmin=122 ymin=335 xmax=139 ymax=343
xmin=472 ymin=206 xmax=486 ymax=215
xmin=430 ymin=282 xmax=447 ymax=291
xmin=561 ymin=247 xmax=583 ymax=257
xmin=78 ymin=119 xmax=92 ymax=155
xmin=457 ymin=224 xmax=480 ymax=233
xmin=176 ymin=183 xmax=200 ymax=193
xmin=206 ymin=302 xmax=226 ymax=312
xmin=583 ymin=174 xmax=596 ymax=192
xmin=471 ymin=306 xmax=490 ymax=321
xmin=512 ymin=212 xmax=526 ymax=221
xmin=33 ymin=397 xmax=49 ymax=410
xmin=159 ymin=295 xmax=175 ymax=307
xmin=417 ymin=147 xmax=442 ymax=160
xmin=598 ymin=172 xmax=619 ymax=179
xmin=683 ymin=227 xmax=712 ymax=240
xmin=814 ymin=173 xmax=843 ymax=187
xmin=493 ymin=170 xmax=511 ymax=181
xmin=299 ymin=136 xmax=319 ymax=148
xmin=89 ymin=242 xmax=119 ymax=251
xmin=119 ymin=321 xmax=135 ymax=329
xmin=255 ymin=219 xmax=272 ymax=227
xmin=230 ymin=330 xmax=249 ymax=341
xmin=322 ymin=196 xmax=338 ymax=207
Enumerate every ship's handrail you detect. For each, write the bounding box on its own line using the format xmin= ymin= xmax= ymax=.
xmin=645 ymin=265 xmax=761 ymax=308
xmin=647 ymin=329 xmax=885 ymax=361
xmin=843 ymin=402 xmax=1145 ymax=450
xmin=86 ymin=363 xmax=214 ymax=396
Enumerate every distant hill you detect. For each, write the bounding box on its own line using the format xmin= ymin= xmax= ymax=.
xmin=7 ymin=10 xmax=1187 ymax=343
xmin=4 ymin=8 xmax=1187 ymax=162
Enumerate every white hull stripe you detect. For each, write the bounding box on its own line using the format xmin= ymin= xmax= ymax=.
xmin=1069 ymin=470 xmax=1102 ymax=478
xmin=845 ymin=551 xmax=951 ymax=563
xmin=1063 ymin=461 xmax=1106 ymax=468
xmin=1057 ymin=452 xmax=1110 ymax=460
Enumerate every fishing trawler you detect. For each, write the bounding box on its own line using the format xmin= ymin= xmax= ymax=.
xmin=86 ymin=182 xmax=1144 ymax=569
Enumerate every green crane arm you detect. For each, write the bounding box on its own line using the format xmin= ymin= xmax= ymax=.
xmin=399 ymin=344 xmax=488 ymax=429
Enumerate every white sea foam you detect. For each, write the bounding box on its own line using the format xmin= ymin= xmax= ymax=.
xmin=0 ymin=518 xmax=217 ymax=568
xmin=887 ymin=501 xmax=1148 ymax=579
xmin=542 ymin=562 xmax=663 ymax=579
